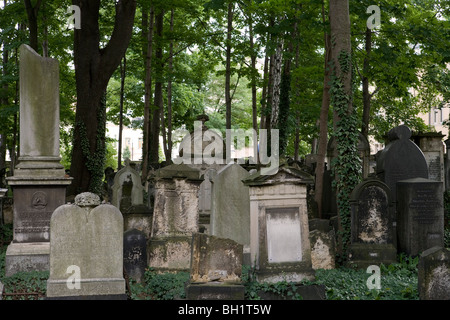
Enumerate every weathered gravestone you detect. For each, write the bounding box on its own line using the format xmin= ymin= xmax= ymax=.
xmin=112 ymin=158 xmax=144 ymax=212
xmin=123 ymin=228 xmax=147 ymax=284
xmin=412 ymin=132 xmax=445 ymax=183
xmin=5 ymin=44 xmax=71 ymax=277
xmin=397 ymin=178 xmax=444 ymax=256
xmin=308 ymin=219 xmax=336 ymax=270
xmin=347 ymin=178 xmax=397 ymax=269
xmin=210 ymin=163 xmax=250 ymax=263
xmin=242 ymin=163 xmax=315 ymax=283
xmin=46 ymin=193 xmax=126 ymax=299
xmin=418 ymin=246 xmax=450 ymax=300
xmin=148 ymin=164 xmax=203 ymax=271
xmin=186 ymin=233 xmax=244 ymax=300
xmin=198 ymin=168 xmax=217 ymax=234
xmin=112 ymin=158 xmax=152 ymax=237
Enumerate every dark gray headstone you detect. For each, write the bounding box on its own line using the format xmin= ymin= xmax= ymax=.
xmin=347 ymin=178 xmax=396 ymax=268
xmin=376 ymin=125 xmax=429 ymax=203
xmin=418 ymin=246 xmax=450 ymax=300
xmin=123 ymin=228 xmax=148 ymax=284
xmin=397 ymin=178 xmax=444 ymax=256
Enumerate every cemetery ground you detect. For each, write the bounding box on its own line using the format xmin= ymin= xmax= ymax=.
xmin=2 ymin=222 xmax=448 ymax=301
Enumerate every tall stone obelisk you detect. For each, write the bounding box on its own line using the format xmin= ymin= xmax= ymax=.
xmin=5 ymin=44 xmax=72 ymax=276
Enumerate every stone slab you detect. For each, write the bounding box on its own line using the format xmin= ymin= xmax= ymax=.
xmin=5 ymin=242 xmax=49 ymax=276
xmin=185 ymin=283 xmax=245 ymax=300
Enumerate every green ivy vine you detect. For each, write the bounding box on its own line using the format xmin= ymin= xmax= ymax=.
xmin=329 ymin=49 xmax=362 ymax=265
xmin=76 ymin=94 xmax=107 ymax=196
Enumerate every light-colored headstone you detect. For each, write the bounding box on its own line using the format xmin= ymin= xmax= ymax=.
xmin=211 ymin=164 xmax=250 ymax=248
xmin=46 ymin=192 xmax=125 ymax=298
xmin=112 ymin=158 xmax=144 ymax=211
xmin=5 ymin=44 xmax=71 ymax=277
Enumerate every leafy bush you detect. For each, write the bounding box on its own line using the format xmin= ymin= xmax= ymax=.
xmin=312 ymin=255 xmax=419 ymax=300
xmin=129 ymin=268 xmax=189 ymax=300
xmin=1 ymin=271 xmax=49 ymax=300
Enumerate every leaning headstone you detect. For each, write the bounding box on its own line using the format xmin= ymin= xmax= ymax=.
xmin=210 ymin=163 xmax=250 ymax=262
xmin=148 ymin=164 xmax=203 ymax=271
xmin=418 ymin=246 xmax=450 ymax=300
xmin=397 ymin=178 xmax=444 ymax=256
xmin=46 ymin=193 xmax=126 ymax=299
xmin=186 ymin=233 xmax=245 ymax=300
xmin=123 ymin=229 xmax=148 ymax=284
xmin=242 ymin=163 xmax=315 ymax=283
xmin=376 ymin=125 xmax=429 ymax=204
xmin=347 ymin=178 xmax=397 ymax=269
xmin=5 ymin=44 xmax=71 ymax=277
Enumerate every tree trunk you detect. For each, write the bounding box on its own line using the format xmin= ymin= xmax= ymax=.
xmin=141 ymin=6 xmax=154 ymax=182
xmin=118 ymin=55 xmax=126 ymax=169
xmin=314 ymin=1 xmax=332 ymax=219
xmin=148 ymin=8 xmax=164 ymax=165
xmin=260 ymin=53 xmax=269 ymax=130
xmin=68 ymin=0 xmax=136 ymax=196
xmin=361 ymin=27 xmax=372 ymax=140
xmin=249 ymin=14 xmax=257 ymax=132
xmin=225 ymin=2 xmax=233 ymax=130
xmin=166 ymin=8 xmax=174 ymax=162
xmin=329 ymin=0 xmax=353 ymax=259
xmin=23 ymin=0 xmax=42 ymax=52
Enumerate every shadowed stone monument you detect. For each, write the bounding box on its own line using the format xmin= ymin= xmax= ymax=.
xmin=397 ymin=178 xmax=444 ymax=256
xmin=5 ymin=44 xmax=71 ymax=276
xmin=46 ymin=193 xmax=125 ymax=299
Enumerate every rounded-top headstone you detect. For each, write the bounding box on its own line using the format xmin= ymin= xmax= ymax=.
xmin=74 ymin=192 xmax=101 ymax=207
xmin=387 ymin=124 xmax=412 ymax=141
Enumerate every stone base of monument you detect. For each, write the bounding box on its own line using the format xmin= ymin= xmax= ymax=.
xmin=255 ymin=265 xmax=316 ymax=284
xmin=147 ymin=236 xmax=192 ymax=272
xmin=185 ymin=282 xmax=245 ymax=300
xmin=4 ymin=242 xmax=49 ymax=277
xmin=346 ymin=243 xmax=397 ymax=270
xmin=46 ymin=278 xmax=126 ymax=299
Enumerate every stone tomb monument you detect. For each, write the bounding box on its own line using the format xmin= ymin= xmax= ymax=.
xmin=148 ymin=164 xmax=203 ymax=271
xmin=123 ymin=228 xmax=148 ymax=284
xmin=412 ymin=132 xmax=445 ymax=183
xmin=397 ymin=178 xmax=444 ymax=256
xmin=46 ymin=193 xmax=126 ymax=299
xmin=242 ymin=164 xmax=315 ymax=283
xmin=347 ymin=178 xmax=397 ymax=269
xmin=418 ymin=246 xmax=450 ymax=300
xmin=210 ymin=163 xmax=250 ymax=262
xmin=5 ymin=44 xmax=71 ymax=276
xmin=186 ymin=233 xmax=245 ymax=300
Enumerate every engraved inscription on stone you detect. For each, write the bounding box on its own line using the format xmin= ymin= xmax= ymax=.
xmin=266 ymin=207 xmax=302 ymax=263
xmin=409 ymin=188 xmax=441 ymax=224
